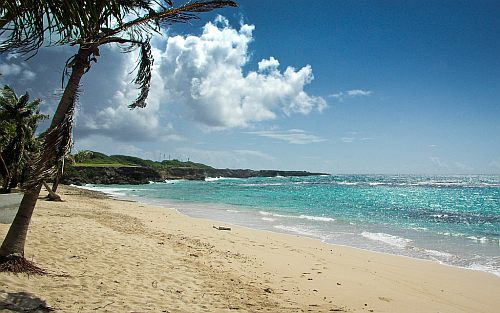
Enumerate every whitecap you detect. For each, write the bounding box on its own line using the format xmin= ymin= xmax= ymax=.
xmin=361 ymin=232 xmax=412 ymax=249
xmin=205 ymin=177 xmax=224 ymax=182
xmin=337 ymin=181 xmax=358 ymax=186
xmin=298 ymin=214 xmax=335 ymax=222
xmin=75 ymin=184 xmax=130 ymax=196
xmin=259 ymin=211 xmax=334 ymax=222
xmin=205 ymin=176 xmax=238 ymax=182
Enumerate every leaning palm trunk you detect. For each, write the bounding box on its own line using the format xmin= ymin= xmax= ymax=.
xmin=51 ymin=170 xmax=61 ymax=192
xmin=0 ymin=1 xmax=237 ymax=273
xmin=0 ymin=47 xmax=90 ymax=270
xmin=51 ymin=159 xmax=65 ymax=193
xmin=43 ymin=181 xmax=61 ymax=201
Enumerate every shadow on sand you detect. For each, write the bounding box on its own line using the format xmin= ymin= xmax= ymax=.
xmin=0 ymin=291 xmax=54 ymax=312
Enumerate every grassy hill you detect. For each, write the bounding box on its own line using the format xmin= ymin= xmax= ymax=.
xmin=73 ymin=150 xmax=212 ymax=170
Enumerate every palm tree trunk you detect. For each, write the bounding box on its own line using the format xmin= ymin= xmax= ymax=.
xmin=52 ymin=167 xmax=61 ymax=192
xmin=0 ymin=46 xmax=92 ymax=262
xmin=0 ymin=184 xmax=41 ymax=256
xmin=50 ymin=47 xmax=92 ymax=129
xmin=43 ymin=181 xmax=61 ymax=201
xmin=52 ymin=176 xmax=60 ymax=192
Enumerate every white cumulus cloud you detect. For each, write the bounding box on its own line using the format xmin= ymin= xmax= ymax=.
xmin=0 ymin=62 xmax=36 ymax=81
xmin=157 ymin=16 xmax=326 ymax=129
xmin=75 ymin=46 xmax=182 ymax=142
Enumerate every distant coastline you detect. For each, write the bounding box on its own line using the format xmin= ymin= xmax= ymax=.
xmin=62 ymin=165 xmax=329 ymax=185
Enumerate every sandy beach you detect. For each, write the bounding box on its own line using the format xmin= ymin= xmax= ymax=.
xmin=1 ymin=185 xmax=499 ymax=312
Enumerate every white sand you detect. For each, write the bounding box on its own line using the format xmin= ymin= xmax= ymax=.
xmin=1 ymin=185 xmax=499 ymax=312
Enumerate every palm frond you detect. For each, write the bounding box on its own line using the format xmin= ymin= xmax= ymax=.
xmin=24 ymin=101 xmax=74 ymax=189
xmin=129 ymin=41 xmax=152 ymax=108
xmin=110 ymin=0 xmax=237 ymax=38
xmin=0 ymin=0 xmax=153 ymax=55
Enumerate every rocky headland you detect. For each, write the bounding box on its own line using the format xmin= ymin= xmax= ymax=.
xmin=62 ymin=166 xmax=328 ymax=185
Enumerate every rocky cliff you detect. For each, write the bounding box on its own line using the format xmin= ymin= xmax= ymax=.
xmin=62 ymin=166 xmax=162 ymax=185
xmin=62 ymin=166 xmax=328 ymax=185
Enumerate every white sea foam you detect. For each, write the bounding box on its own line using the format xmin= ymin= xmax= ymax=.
xmin=205 ymin=177 xmax=226 ymax=182
xmin=162 ymin=179 xmax=184 ymax=184
xmin=240 ymin=183 xmax=285 ymax=187
xmin=298 ymin=214 xmax=335 ymax=222
xmin=467 ymin=236 xmax=489 ymax=243
xmin=409 ymin=226 xmax=428 ymax=231
xmin=78 ymin=184 xmax=129 ymax=196
xmin=261 ymin=217 xmax=276 ymax=222
xmin=468 ymin=263 xmax=500 ymax=277
xmin=430 ymin=214 xmax=449 ymax=219
xmin=259 ymin=211 xmax=285 ymax=217
xmin=337 ymin=181 xmax=358 ymax=186
xmin=361 ymin=232 xmax=412 ymax=249
xmin=439 ymin=232 xmax=463 ymax=237
xmin=412 ymin=181 xmax=467 ymax=188
xmin=424 ymin=249 xmax=454 ymax=259
xmin=274 ymin=225 xmax=327 ymax=240
xmin=259 ymin=211 xmax=334 ymax=222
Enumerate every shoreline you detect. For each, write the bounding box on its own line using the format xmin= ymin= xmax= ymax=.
xmin=79 ymin=183 xmax=500 ymax=278
xmin=1 ymin=185 xmax=499 ymax=312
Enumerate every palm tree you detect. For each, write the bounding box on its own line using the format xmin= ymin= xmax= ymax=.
xmin=0 ymin=0 xmax=237 ymax=273
xmin=0 ymin=86 xmax=48 ymax=193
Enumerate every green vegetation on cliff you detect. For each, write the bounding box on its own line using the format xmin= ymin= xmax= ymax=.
xmin=73 ymin=150 xmax=212 ymax=170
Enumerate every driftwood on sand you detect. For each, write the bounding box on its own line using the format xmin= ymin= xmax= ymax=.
xmin=213 ymin=225 xmax=231 ymax=231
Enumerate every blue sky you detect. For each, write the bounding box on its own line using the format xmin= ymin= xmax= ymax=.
xmin=1 ymin=0 xmax=499 ymax=174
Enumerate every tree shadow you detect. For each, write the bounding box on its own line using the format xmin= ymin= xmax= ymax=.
xmin=0 ymin=291 xmax=54 ymax=312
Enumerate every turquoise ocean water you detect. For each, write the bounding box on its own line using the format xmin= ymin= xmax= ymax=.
xmin=83 ymin=174 xmax=500 ymax=276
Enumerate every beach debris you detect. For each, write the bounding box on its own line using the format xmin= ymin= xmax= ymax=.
xmin=0 ymin=254 xmax=46 ymax=275
xmin=213 ymin=225 xmax=231 ymax=231
xmin=263 ymin=287 xmax=273 ymax=293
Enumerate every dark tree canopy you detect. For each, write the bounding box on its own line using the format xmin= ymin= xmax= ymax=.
xmin=0 ymin=85 xmax=48 ymax=192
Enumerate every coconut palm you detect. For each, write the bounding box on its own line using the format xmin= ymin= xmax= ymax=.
xmin=0 ymin=0 xmax=237 ymax=273
xmin=0 ymin=86 xmax=48 ymax=193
